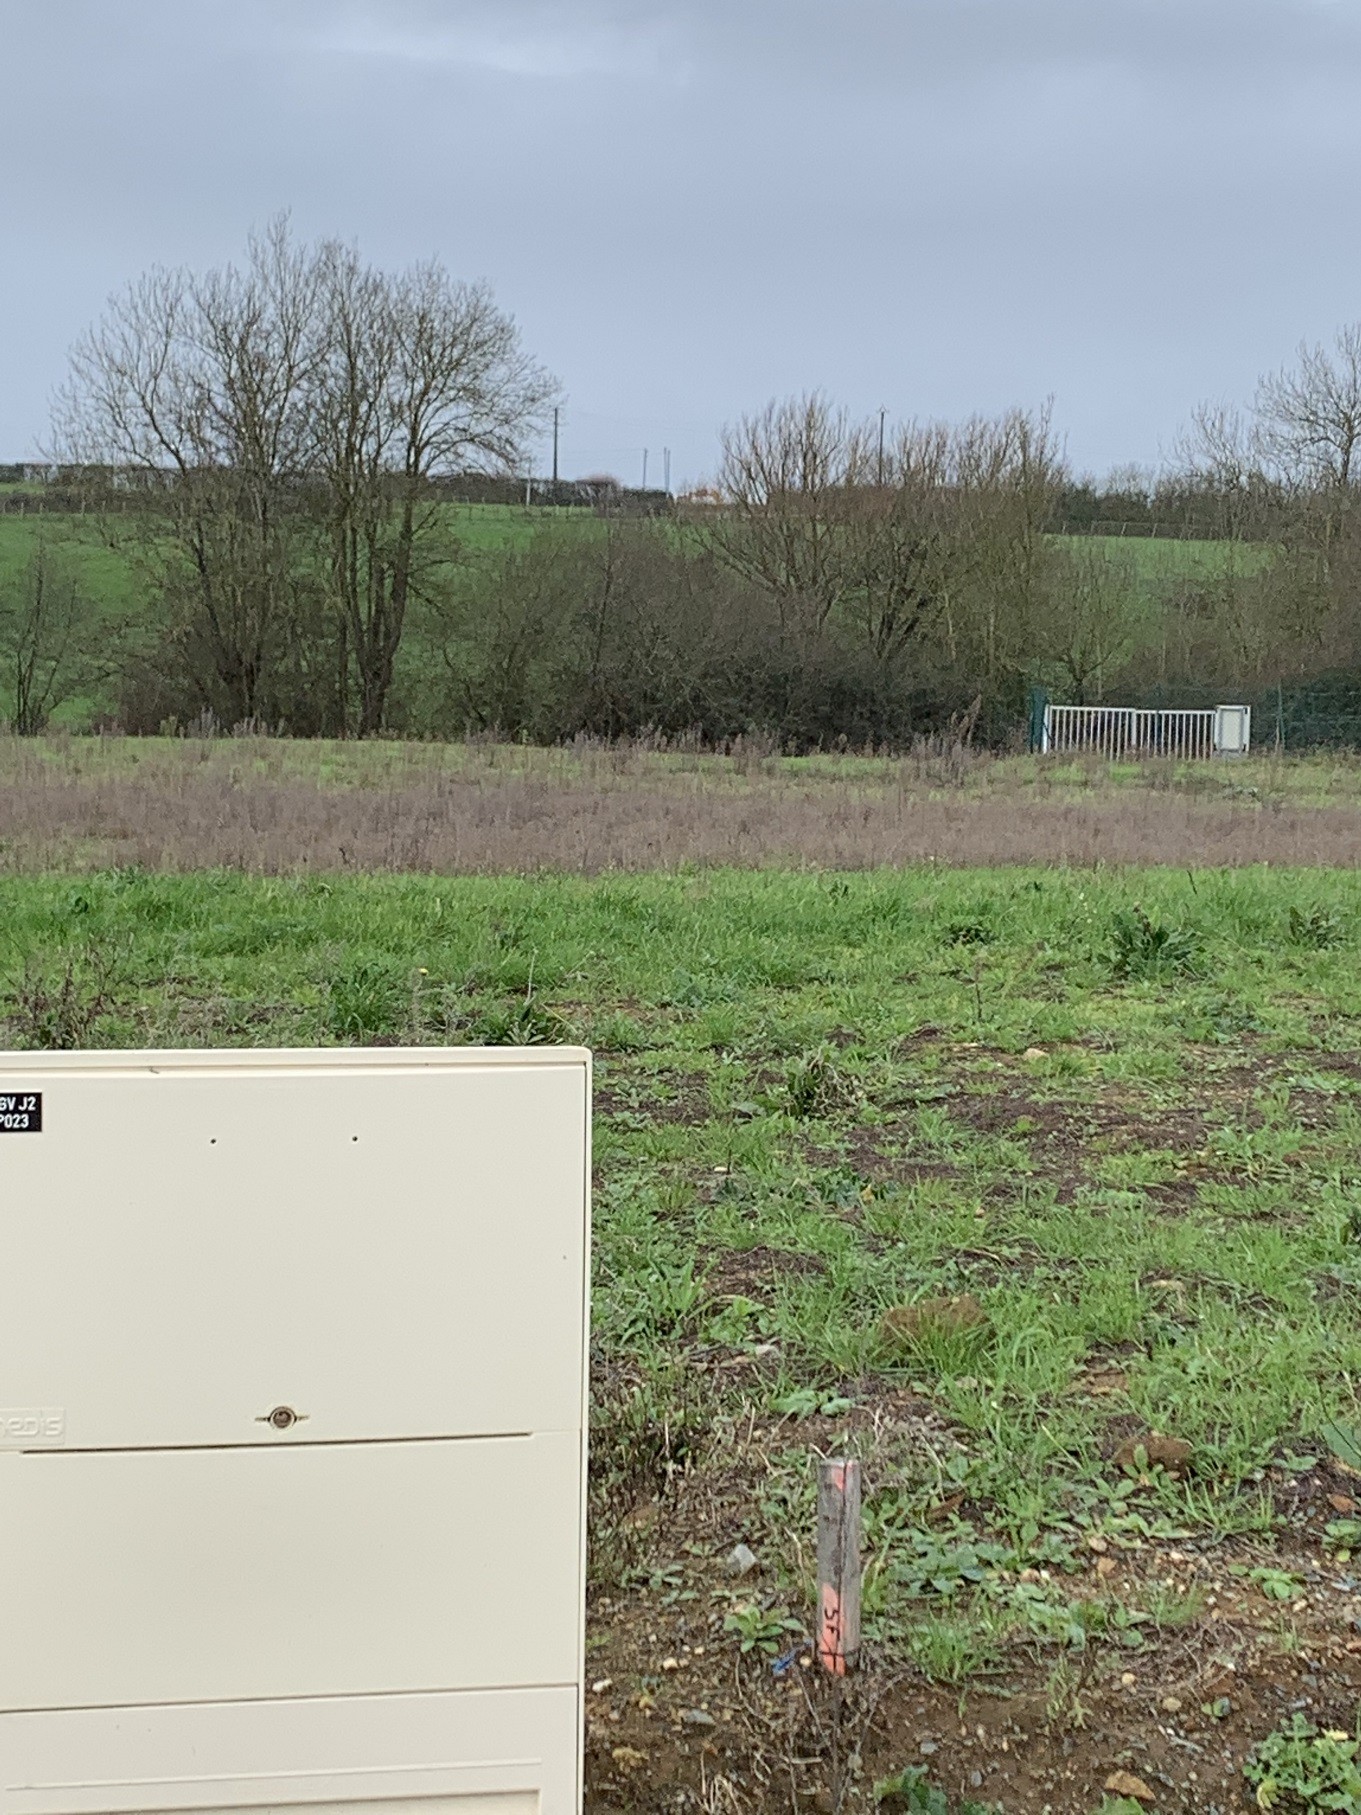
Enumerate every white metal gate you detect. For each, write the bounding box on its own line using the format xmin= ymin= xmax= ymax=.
xmin=1041 ymin=703 xmax=1250 ymax=759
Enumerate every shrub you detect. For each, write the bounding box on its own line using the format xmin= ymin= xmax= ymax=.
xmin=784 ymin=1046 xmax=859 ymax=1118
xmin=1287 ymin=905 xmax=1345 ymax=949
xmin=1243 ymin=1714 xmax=1361 ymax=1813
xmin=1107 ymin=903 xmax=1202 ymax=979
xmin=1 ymin=941 xmax=128 ymax=1049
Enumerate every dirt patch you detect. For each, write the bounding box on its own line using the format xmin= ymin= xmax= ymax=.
xmin=1144 ymin=1174 xmax=1204 ymax=1210
xmin=1271 ymin=1455 xmax=1361 ymax=1531
xmin=586 ymin=1344 xmax=1361 ymax=1814
xmin=807 ymin=1130 xmax=965 ymax=1192
xmin=947 ymin=1241 xmax=1086 ymax=1288
xmin=953 ymin=1089 xmax=1208 ymax=1159
xmin=597 ymin=1075 xmax=713 ymax=1127
xmin=584 ymin=1528 xmax=1361 ymax=1814
xmin=944 ymin=1087 xmax=1224 ymax=1206
xmin=705 ymin=1245 xmax=830 ymax=1301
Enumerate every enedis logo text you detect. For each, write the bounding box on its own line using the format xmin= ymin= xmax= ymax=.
xmin=0 ymin=1409 xmax=65 ymax=1444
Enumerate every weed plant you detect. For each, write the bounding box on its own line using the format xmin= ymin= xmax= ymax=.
xmin=1244 ymin=1714 xmax=1361 ymax=1812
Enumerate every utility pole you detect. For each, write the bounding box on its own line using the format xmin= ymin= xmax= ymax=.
xmin=663 ymin=447 xmax=671 ymax=494
xmin=641 ymin=448 xmax=648 ymax=490
xmin=877 ymin=407 xmax=887 ymax=487
xmin=551 ymin=407 xmax=560 ymax=485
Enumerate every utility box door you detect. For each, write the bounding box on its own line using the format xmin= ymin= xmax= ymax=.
xmin=0 ymin=1432 xmax=582 ymax=1710
xmin=0 ymin=1052 xmax=589 ymax=1448
xmin=1213 ymin=704 xmax=1251 ymax=754
xmin=0 ymin=1686 xmax=582 ymax=1815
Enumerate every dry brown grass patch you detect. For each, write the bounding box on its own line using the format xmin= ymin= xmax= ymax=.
xmin=3 ymin=735 xmax=1361 ymax=871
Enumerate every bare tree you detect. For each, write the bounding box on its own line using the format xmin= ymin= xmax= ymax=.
xmin=1247 ymin=324 xmax=1361 ymax=661
xmin=53 ymin=219 xmax=556 ymax=734
xmin=705 ymin=396 xmax=1063 ymax=684
xmin=1166 ymin=402 xmax=1277 ymax=541
xmin=54 ymin=220 xmax=322 ymax=725
xmin=315 ymin=247 xmax=557 ymax=735
xmin=1163 ymin=346 xmax=1361 ymax=685
xmin=0 ymin=540 xmax=95 ymax=733
xmin=705 ymin=394 xmax=855 ymax=638
xmin=1256 ymin=325 xmax=1361 ymax=493
xmin=940 ymin=404 xmax=1065 ymax=684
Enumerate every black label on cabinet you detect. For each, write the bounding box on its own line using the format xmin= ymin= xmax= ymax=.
xmin=0 ymin=1093 xmax=42 ymax=1133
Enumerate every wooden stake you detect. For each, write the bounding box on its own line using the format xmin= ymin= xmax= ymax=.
xmin=816 ymin=1457 xmax=861 ymax=1674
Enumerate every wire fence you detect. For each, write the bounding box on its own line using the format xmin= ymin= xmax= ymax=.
xmin=1112 ymin=681 xmax=1361 ymax=752
xmin=1044 ymin=520 xmax=1242 ymax=541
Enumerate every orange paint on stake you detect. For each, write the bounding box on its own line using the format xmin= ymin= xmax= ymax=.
xmin=816 ymin=1457 xmax=861 ymax=1673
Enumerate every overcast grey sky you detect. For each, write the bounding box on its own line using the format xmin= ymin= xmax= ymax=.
xmin=3 ymin=0 xmax=1361 ymax=486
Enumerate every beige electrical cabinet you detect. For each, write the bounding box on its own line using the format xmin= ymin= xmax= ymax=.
xmin=0 ymin=1047 xmax=591 ymax=1815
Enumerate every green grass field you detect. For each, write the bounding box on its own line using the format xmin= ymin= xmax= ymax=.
xmin=1 ymin=509 xmax=1252 ymax=594
xmin=6 ymin=861 xmax=1361 ymax=1809
xmin=0 ymin=511 xmax=1255 ymax=624
xmin=1053 ymin=533 xmax=1265 ymax=582
xmin=0 ymin=498 xmax=591 ymax=581
xmin=0 ymin=511 xmax=141 ymax=607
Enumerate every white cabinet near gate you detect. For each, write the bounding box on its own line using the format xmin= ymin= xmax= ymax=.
xmin=0 ymin=1046 xmax=591 ymax=1815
